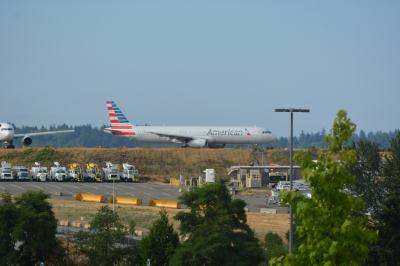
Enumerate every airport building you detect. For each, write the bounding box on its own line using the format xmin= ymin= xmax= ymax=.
xmin=228 ymin=165 xmax=302 ymax=189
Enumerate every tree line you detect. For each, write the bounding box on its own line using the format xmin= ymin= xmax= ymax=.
xmin=13 ymin=124 xmax=399 ymax=148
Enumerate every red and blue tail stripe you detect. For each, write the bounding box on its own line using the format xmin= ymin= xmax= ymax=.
xmin=106 ymin=101 xmax=135 ymax=136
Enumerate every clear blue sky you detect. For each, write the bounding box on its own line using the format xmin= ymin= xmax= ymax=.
xmin=0 ymin=1 xmax=399 ymax=136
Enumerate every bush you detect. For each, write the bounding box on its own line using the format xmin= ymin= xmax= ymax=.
xmin=33 ymin=147 xmax=61 ymax=162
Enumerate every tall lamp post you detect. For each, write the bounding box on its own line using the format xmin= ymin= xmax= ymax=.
xmin=275 ymin=108 xmax=310 ymax=253
xmin=112 ymin=178 xmax=115 ymax=211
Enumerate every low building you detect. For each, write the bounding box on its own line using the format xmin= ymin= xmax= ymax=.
xmin=228 ymin=165 xmax=302 ymax=189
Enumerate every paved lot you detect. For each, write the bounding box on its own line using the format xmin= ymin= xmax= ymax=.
xmin=0 ymin=182 xmax=179 ymax=203
xmin=0 ymin=182 xmax=284 ymax=212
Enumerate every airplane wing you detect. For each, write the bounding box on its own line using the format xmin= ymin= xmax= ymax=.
xmin=14 ymin=129 xmax=75 ymax=138
xmin=147 ymin=131 xmax=195 ymax=144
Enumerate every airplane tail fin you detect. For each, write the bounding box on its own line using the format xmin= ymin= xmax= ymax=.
xmin=105 ymin=101 xmax=135 ymax=136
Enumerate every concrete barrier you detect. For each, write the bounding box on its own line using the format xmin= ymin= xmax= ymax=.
xmin=58 ymin=220 xmax=70 ymax=226
xmin=114 ymin=196 xmax=142 ymax=205
xmin=260 ymin=208 xmax=277 ymax=214
xmin=71 ymin=221 xmax=82 ymax=228
xmin=149 ymin=199 xmax=181 ymax=209
xmin=75 ymin=193 xmax=105 ymax=203
xmin=169 ymin=178 xmax=180 ymax=187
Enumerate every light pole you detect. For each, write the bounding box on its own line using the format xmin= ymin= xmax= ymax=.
xmin=275 ymin=108 xmax=310 ymax=253
xmin=112 ymin=178 xmax=115 ymax=212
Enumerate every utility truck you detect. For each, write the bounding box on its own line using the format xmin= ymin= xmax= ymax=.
xmin=13 ymin=166 xmax=30 ymax=181
xmin=102 ymin=162 xmax=120 ymax=182
xmin=30 ymin=162 xmax=49 ymax=182
xmin=86 ymin=163 xmax=102 ymax=182
xmin=50 ymin=162 xmax=68 ymax=181
xmin=121 ymin=163 xmax=139 ymax=182
xmin=0 ymin=161 xmax=13 ymax=181
xmin=67 ymin=163 xmax=86 ymax=182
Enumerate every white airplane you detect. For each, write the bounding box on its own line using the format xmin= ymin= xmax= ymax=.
xmin=104 ymin=101 xmax=274 ymax=148
xmin=0 ymin=123 xmax=74 ymax=148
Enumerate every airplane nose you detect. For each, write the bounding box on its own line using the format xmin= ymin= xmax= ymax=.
xmin=5 ymin=132 xmax=13 ymax=140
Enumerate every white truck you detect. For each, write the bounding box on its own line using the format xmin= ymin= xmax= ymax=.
xmin=30 ymin=162 xmax=49 ymax=182
xmin=204 ymin=168 xmax=215 ymax=183
xmin=102 ymin=162 xmax=120 ymax=182
xmin=0 ymin=161 xmax=13 ymax=181
xmin=12 ymin=166 xmax=30 ymax=181
xmin=50 ymin=162 xmax=68 ymax=182
xmin=121 ymin=163 xmax=139 ymax=182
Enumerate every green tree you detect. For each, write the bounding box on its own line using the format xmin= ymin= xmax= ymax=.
xmin=264 ymin=232 xmax=287 ymax=264
xmin=271 ymin=110 xmax=377 ymax=266
xmin=0 ymin=193 xmax=19 ymax=266
xmin=348 ymin=140 xmax=383 ymax=213
xmin=139 ymin=209 xmax=179 ymax=266
xmin=74 ymin=205 xmax=133 ymax=266
xmin=13 ymin=191 xmax=63 ymax=266
xmin=371 ymin=133 xmax=400 ymax=265
xmin=170 ymin=180 xmax=264 ymax=266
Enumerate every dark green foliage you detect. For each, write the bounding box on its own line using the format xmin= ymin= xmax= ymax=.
xmin=74 ymin=205 xmax=134 ymax=266
xmin=371 ymin=133 xmax=400 ymax=265
xmin=171 ymin=180 xmax=264 ymax=266
xmin=139 ymin=209 xmax=179 ymax=266
xmin=0 ymin=193 xmax=19 ymax=266
xmin=264 ymin=232 xmax=287 ymax=264
xmin=271 ymin=110 xmax=377 ymax=266
xmin=0 ymin=192 xmax=62 ymax=265
xmin=272 ymin=129 xmax=398 ymax=149
xmin=128 ymin=220 xmax=136 ymax=236
xmin=338 ymin=133 xmax=400 ymax=265
xmin=13 ymin=191 xmax=63 ymax=266
xmin=383 ymin=132 xmax=400 ymax=182
xmin=348 ymin=140 xmax=383 ymax=213
xmin=284 ymin=218 xmax=304 ymax=253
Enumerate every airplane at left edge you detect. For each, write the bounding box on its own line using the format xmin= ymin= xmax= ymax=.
xmin=0 ymin=122 xmax=74 ymax=148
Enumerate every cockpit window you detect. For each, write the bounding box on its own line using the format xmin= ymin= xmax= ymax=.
xmin=1 ymin=128 xmax=13 ymax=131
xmin=262 ymin=130 xmax=271 ymax=134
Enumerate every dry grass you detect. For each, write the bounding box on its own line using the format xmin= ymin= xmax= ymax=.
xmin=0 ymin=148 xmax=293 ymax=182
xmin=49 ymin=198 xmax=289 ymax=239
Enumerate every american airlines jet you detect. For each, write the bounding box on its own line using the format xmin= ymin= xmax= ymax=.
xmin=0 ymin=123 xmax=74 ymax=148
xmin=104 ymin=101 xmax=274 ymax=148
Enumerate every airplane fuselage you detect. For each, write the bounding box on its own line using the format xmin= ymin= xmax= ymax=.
xmin=105 ymin=101 xmax=275 ymax=148
xmin=132 ymin=126 xmax=273 ymax=145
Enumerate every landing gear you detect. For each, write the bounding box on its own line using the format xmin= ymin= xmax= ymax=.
xmin=2 ymin=141 xmax=15 ymax=149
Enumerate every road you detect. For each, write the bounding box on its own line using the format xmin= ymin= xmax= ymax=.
xmin=0 ymin=181 xmax=285 ymax=212
xmin=0 ymin=181 xmax=179 ymax=202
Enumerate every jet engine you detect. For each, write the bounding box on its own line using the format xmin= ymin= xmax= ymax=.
xmin=186 ymin=139 xmax=207 ymax=148
xmin=22 ymin=136 xmax=32 ymax=146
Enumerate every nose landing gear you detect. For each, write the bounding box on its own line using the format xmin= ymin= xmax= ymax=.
xmin=2 ymin=141 xmax=15 ymax=149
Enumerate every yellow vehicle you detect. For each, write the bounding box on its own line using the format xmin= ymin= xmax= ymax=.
xmin=67 ymin=163 xmax=85 ymax=182
xmin=86 ymin=163 xmax=102 ymax=182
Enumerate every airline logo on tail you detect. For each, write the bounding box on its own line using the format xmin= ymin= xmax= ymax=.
xmin=105 ymin=101 xmax=135 ymax=136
